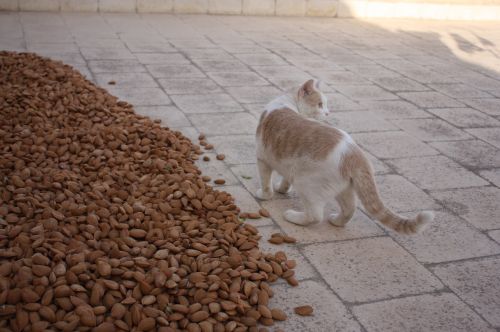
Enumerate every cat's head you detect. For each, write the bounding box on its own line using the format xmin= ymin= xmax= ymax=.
xmin=295 ymin=79 xmax=330 ymax=120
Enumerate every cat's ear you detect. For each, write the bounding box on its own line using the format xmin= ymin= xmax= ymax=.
xmin=314 ymin=79 xmax=322 ymax=90
xmin=299 ymin=79 xmax=315 ymax=97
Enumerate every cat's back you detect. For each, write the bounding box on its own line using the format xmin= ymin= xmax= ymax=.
xmin=256 ymin=108 xmax=347 ymax=160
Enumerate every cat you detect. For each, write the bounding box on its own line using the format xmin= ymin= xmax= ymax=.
xmin=255 ymin=79 xmax=433 ymax=234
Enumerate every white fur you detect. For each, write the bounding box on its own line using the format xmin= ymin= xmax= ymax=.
xmin=265 ymin=93 xmax=298 ymax=113
xmin=256 ymin=80 xmax=354 ymax=225
xmin=256 ymin=80 xmax=432 ymax=233
xmin=264 ymin=80 xmax=330 ymax=119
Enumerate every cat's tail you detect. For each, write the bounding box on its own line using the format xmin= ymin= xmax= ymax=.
xmin=350 ymin=158 xmax=433 ymax=234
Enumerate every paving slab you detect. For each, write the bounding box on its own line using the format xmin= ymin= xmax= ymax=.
xmin=371 ymin=76 xmax=428 ymax=92
xmin=353 ymin=131 xmax=438 ymax=159
xmin=428 ymin=83 xmax=493 ymax=99
xmin=269 ymin=280 xmax=362 ymax=332
xmin=430 ymin=140 xmax=500 ymax=169
xmin=107 ymin=86 xmax=171 ymax=106
xmin=326 ymin=92 xmax=365 ymax=111
xmin=317 ymin=70 xmax=370 ymax=85
xmin=460 ymin=98 xmax=500 ymax=116
xmin=195 ymin=152 xmax=240 ymax=186
xmin=208 ymin=134 xmax=256 ymax=164
xmin=334 ymin=84 xmax=398 ymax=101
xmin=374 ymin=174 xmax=439 ymax=213
xmin=170 ymin=93 xmax=244 ymax=114
xmin=353 ymin=293 xmax=495 ymax=332
xmin=391 ymin=118 xmax=473 ymax=141
xmin=146 ymin=64 xmax=206 ymax=79
xmin=387 ymin=155 xmax=488 ymax=190
xmin=158 ymin=78 xmax=222 ymax=94
xmin=303 ymin=237 xmax=443 ymax=303
xmin=189 ymin=112 xmax=258 ymax=135
xmin=94 ymin=72 xmax=158 ymax=88
xmin=359 ymin=100 xmax=431 ymax=119
xmin=326 ymin=111 xmax=398 ymax=133
xmin=432 ymin=258 xmax=500 ymax=328
xmin=226 ymin=85 xmax=282 ymax=104
xmin=399 ymin=91 xmax=464 ymax=108
xmin=134 ymin=52 xmax=190 ymax=65
xmin=431 ymin=186 xmax=500 ymax=230
xmin=479 ymin=169 xmax=500 ymax=187
xmin=392 ymin=211 xmax=500 ymax=264
xmin=80 ymin=47 xmax=136 ymax=60
xmin=427 ymin=107 xmax=500 ymax=128
xmin=88 ymin=59 xmax=146 ymax=73
xmin=134 ymin=105 xmax=190 ymax=127
xmin=207 ymin=71 xmax=269 ymax=86
xmin=192 ymin=59 xmax=249 ymax=72
xmin=467 ymin=127 xmax=500 ymax=149
xmin=489 ymin=230 xmax=500 ymax=244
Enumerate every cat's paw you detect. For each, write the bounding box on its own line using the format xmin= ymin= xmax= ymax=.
xmin=255 ymin=188 xmax=273 ymax=200
xmin=284 ymin=209 xmax=313 ymax=226
xmin=328 ymin=213 xmax=350 ymax=227
xmin=274 ymin=181 xmax=291 ymax=194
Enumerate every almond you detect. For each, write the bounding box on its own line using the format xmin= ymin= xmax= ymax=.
xmin=294 ymin=305 xmax=313 ymax=316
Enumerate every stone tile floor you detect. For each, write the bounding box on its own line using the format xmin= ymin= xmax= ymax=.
xmin=1 ymin=11 xmax=500 ymax=332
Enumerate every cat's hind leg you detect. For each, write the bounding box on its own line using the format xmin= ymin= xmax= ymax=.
xmin=329 ymin=185 xmax=356 ymax=227
xmin=284 ymin=190 xmax=325 ymax=226
xmin=274 ymin=178 xmax=291 ymax=194
xmin=256 ymin=159 xmax=273 ymax=200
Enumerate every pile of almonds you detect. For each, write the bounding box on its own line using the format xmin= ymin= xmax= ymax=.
xmin=0 ymin=52 xmax=296 ymax=332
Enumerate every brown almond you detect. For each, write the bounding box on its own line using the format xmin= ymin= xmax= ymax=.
xmin=294 ymin=305 xmax=313 ymax=316
xmin=258 ymin=208 xmax=270 ymax=218
xmin=268 ymin=237 xmax=284 ymax=245
xmin=93 ymin=322 xmax=116 ymax=332
xmin=190 ymin=310 xmax=209 ymax=322
xmin=287 ymin=276 xmax=299 ymax=287
xmin=270 ymin=308 xmax=287 ymax=321
xmin=39 ymin=306 xmax=56 ymax=322
xmin=138 ymin=317 xmax=156 ymax=331
xmin=111 ymin=303 xmax=126 ymax=319
xmin=283 ymin=235 xmax=297 ymax=243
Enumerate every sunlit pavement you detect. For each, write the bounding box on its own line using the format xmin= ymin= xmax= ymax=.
xmin=2 ymin=12 xmax=500 ymax=331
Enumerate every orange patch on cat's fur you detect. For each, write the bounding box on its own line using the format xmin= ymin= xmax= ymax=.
xmin=257 ymin=108 xmax=343 ymax=160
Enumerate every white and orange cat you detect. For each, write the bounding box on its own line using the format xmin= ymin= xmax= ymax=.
xmin=255 ymin=79 xmax=433 ymax=234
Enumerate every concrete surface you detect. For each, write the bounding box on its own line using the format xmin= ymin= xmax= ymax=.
xmin=1 ymin=12 xmax=500 ymax=332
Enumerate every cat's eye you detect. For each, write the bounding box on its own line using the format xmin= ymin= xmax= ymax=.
xmin=318 ymin=102 xmax=323 ymax=108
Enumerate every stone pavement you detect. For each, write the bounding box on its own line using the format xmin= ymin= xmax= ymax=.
xmin=2 ymin=12 xmax=500 ymax=332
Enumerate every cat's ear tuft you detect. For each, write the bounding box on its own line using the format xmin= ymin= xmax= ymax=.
xmin=300 ymin=79 xmax=315 ymax=96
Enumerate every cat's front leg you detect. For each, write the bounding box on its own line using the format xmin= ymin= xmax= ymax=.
xmin=256 ymin=159 xmax=273 ymax=200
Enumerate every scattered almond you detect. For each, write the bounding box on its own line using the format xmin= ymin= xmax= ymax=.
xmin=247 ymin=212 xmax=261 ymax=219
xmin=259 ymin=208 xmax=270 ymax=218
xmin=294 ymin=305 xmax=314 ymax=316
